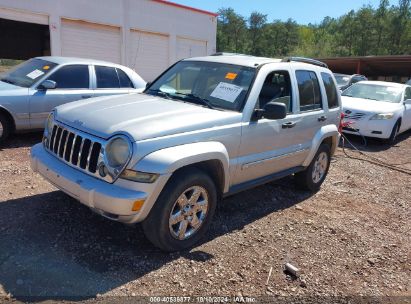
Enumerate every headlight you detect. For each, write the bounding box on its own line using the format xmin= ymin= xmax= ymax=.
xmin=45 ymin=111 xmax=54 ymax=135
xmin=370 ymin=113 xmax=394 ymax=120
xmin=105 ymin=137 xmax=131 ymax=168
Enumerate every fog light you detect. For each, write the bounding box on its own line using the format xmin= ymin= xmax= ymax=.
xmin=120 ymin=170 xmax=159 ymax=183
xmin=98 ymin=164 xmax=108 ymax=177
xmin=132 ymin=199 xmax=145 ymax=211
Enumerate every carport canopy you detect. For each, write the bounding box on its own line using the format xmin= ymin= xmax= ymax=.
xmin=319 ymin=56 xmax=411 ymax=78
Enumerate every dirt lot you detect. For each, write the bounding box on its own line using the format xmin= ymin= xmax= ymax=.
xmin=0 ymin=131 xmax=410 ymax=303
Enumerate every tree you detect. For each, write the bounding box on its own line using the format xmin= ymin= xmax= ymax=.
xmin=248 ymin=12 xmax=267 ymax=56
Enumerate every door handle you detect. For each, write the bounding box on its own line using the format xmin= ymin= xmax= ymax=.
xmin=318 ymin=116 xmax=327 ymax=122
xmin=282 ymin=121 xmax=296 ymax=129
xmin=81 ymin=95 xmax=92 ymax=99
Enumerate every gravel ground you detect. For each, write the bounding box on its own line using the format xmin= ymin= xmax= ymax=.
xmin=0 ymin=131 xmax=410 ymax=303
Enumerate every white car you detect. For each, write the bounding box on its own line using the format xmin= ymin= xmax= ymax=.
xmin=341 ymin=81 xmax=411 ymax=143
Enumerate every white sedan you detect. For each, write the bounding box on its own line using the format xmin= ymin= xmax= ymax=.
xmin=341 ymin=81 xmax=411 ymax=143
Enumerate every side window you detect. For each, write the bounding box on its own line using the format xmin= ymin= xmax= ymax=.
xmin=321 ymin=72 xmax=339 ymax=109
xmin=405 ymin=87 xmax=411 ymax=100
xmin=95 ymin=66 xmax=120 ymax=88
xmin=117 ymin=68 xmax=134 ymax=88
xmin=296 ymin=70 xmax=322 ymax=111
xmin=46 ymin=65 xmax=89 ymax=89
xmin=351 ymin=76 xmax=362 ymax=84
xmin=258 ymin=71 xmax=292 ymax=113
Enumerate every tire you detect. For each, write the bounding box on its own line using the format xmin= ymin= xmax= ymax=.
xmin=386 ymin=120 xmax=400 ymax=144
xmin=142 ymin=167 xmax=217 ymax=252
xmin=0 ymin=112 xmax=12 ymax=146
xmin=295 ymin=144 xmax=331 ymax=192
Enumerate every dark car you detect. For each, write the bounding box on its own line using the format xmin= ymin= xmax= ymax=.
xmin=334 ymin=73 xmax=367 ymax=91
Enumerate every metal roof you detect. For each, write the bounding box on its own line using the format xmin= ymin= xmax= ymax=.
xmin=319 ymin=55 xmax=411 ymax=77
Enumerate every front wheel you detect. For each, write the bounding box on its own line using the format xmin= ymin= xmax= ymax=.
xmin=0 ymin=112 xmax=12 ymax=145
xmin=142 ymin=168 xmax=217 ymax=252
xmin=385 ymin=120 xmax=400 ymax=144
xmin=295 ymin=144 xmax=331 ymax=192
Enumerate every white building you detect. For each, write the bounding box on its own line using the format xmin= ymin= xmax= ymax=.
xmin=0 ymin=0 xmax=217 ymax=81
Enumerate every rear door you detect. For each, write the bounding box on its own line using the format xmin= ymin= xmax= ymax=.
xmin=287 ymin=68 xmax=329 ymax=149
xmin=92 ymin=65 xmax=133 ymax=98
xmin=29 ymin=64 xmax=92 ymax=128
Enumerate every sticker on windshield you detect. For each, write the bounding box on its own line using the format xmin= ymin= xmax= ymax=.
xmin=225 ymin=72 xmax=238 ymax=80
xmin=26 ymin=69 xmax=45 ymax=80
xmin=210 ymin=82 xmax=243 ymax=103
xmin=43 ymin=65 xmax=50 ymax=70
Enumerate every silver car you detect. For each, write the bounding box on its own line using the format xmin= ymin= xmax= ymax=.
xmin=0 ymin=56 xmax=146 ymax=144
xmin=31 ymin=55 xmax=341 ymax=251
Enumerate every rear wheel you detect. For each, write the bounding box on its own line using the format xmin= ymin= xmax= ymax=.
xmin=295 ymin=144 xmax=331 ymax=192
xmin=0 ymin=112 xmax=12 ymax=145
xmin=142 ymin=168 xmax=217 ymax=252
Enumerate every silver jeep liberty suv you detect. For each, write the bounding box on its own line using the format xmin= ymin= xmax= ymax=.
xmin=31 ymin=54 xmax=341 ymax=251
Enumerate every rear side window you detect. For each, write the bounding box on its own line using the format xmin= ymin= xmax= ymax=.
xmin=404 ymin=87 xmax=411 ymax=100
xmin=47 ymin=65 xmax=89 ymax=89
xmin=96 ymin=66 xmax=120 ymax=88
xmin=296 ymin=70 xmax=322 ymax=111
xmin=117 ymin=68 xmax=134 ymax=88
xmin=321 ymin=72 xmax=339 ymax=109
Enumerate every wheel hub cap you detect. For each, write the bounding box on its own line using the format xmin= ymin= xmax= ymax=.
xmin=169 ymin=186 xmax=209 ymax=240
xmin=312 ymin=152 xmax=328 ymax=183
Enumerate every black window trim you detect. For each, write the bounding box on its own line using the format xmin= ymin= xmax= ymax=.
xmin=295 ymin=69 xmax=324 ymax=113
xmin=39 ymin=64 xmax=91 ymax=90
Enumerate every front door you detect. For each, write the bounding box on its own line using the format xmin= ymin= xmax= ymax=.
xmin=29 ymin=64 xmax=92 ymax=128
xmin=234 ymin=69 xmax=309 ymax=185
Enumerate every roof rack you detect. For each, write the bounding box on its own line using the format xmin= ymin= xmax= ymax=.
xmin=211 ymin=52 xmax=251 ymax=57
xmin=281 ymin=57 xmax=328 ymax=68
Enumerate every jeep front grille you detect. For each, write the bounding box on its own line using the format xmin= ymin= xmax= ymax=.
xmin=47 ymin=124 xmax=103 ymax=176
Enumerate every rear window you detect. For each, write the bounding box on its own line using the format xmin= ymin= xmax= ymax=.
xmin=321 ymin=72 xmax=339 ymax=109
xmin=96 ymin=66 xmax=120 ymax=88
xmin=296 ymin=70 xmax=322 ymax=111
xmin=117 ymin=68 xmax=134 ymax=88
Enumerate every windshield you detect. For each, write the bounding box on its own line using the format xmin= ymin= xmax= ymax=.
xmin=0 ymin=58 xmax=58 ymax=88
xmin=146 ymin=61 xmax=256 ymax=111
xmin=342 ymin=83 xmax=403 ymax=103
xmin=334 ymin=74 xmax=350 ymax=86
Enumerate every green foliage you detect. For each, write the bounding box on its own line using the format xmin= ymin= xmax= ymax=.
xmin=216 ymin=0 xmax=411 ymax=57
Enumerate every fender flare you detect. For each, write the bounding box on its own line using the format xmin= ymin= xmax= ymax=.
xmin=134 ymin=141 xmax=230 ymax=192
xmin=302 ymin=125 xmax=340 ymax=167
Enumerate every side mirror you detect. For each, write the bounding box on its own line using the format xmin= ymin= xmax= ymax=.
xmin=38 ymin=80 xmax=57 ymax=90
xmin=256 ymin=101 xmax=287 ymax=120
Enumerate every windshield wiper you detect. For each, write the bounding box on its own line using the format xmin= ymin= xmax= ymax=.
xmin=146 ymin=89 xmax=174 ymax=99
xmin=1 ymin=78 xmax=16 ymax=85
xmin=174 ymin=92 xmax=215 ymax=109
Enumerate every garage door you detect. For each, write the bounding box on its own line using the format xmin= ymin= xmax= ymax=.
xmin=0 ymin=8 xmax=48 ymax=25
xmin=177 ymin=37 xmax=207 ymax=61
xmin=61 ymin=19 xmax=121 ymax=64
xmin=130 ymin=30 xmax=169 ymax=81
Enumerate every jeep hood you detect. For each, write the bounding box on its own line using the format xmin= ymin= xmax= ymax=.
xmin=55 ymin=93 xmax=241 ymax=141
xmin=341 ymin=96 xmax=402 ymax=113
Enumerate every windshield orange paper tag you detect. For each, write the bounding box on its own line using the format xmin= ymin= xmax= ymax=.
xmin=43 ymin=66 xmax=50 ymax=70
xmin=225 ymin=73 xmax=237 ymax=80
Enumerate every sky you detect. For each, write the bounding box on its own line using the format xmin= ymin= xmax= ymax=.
xmin=171 ymin=0 xmax=383 ymax=24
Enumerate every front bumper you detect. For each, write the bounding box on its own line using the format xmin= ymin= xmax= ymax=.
xmin=342 ymin=119 xmax=393 ymax=139
xmin=30 ymin=143 xmax=170 ymax=224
